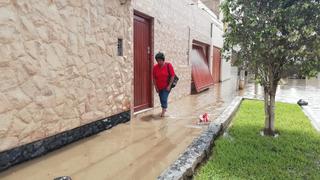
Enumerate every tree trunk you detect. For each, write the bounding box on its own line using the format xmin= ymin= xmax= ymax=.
xmin=263 ymin=82 xmax=278 ymax=136
xmin=269 ymin=91 xmax=276 ymax=132
xmin=263 ymin=63 xmax=279 ymax=136
xmin=264 ymin=87 xmax=270 ymax=130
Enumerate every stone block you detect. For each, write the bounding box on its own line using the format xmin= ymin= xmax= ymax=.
xmin=0 ymin=92 xmax=12 ymax=113
xmin=0 ymin=137 xmax=19 ymax=153
xmin=0 ymin=0 xmax=10 ymax=6
xmin=0 ymin=67 xmax=18 ymax=91
xmin=0 ymin=25 xmax=16 ymax=44
xmin=80 ymin=111 xmax=105 ymax=122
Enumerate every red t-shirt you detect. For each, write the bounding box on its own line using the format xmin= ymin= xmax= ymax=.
xmin=153 ymin=63 xmax=175 ymax=90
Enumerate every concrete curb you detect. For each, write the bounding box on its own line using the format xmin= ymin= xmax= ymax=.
xmin=301 ymin=106 xmax=320 ymax=132
xmin=243 ymin=95 xmax=294 ymax=104
xmin=157 ymin=96 xmax=243 ymax=180
xmin=158 ymin=96 xmax=319 ymax=180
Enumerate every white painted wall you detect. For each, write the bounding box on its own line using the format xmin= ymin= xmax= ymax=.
xmin=198 ymin=0 xmax=231 ymax=82
xmin=220 ymin=58 xmax=232 ymax=81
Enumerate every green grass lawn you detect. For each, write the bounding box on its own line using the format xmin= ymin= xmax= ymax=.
xmin=195 ymin=100 xmax=320 ymax=180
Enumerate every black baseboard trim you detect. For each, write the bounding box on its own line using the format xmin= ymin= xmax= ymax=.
xmin=0 ymin=111 xmax=130 ymax=172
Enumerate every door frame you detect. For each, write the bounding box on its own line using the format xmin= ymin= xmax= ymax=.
xmin=212 ymin=45 xmax=221 ymax=83
xmin=192 ymin=40 xmax=210 ymax=64
xmin=133 ymin=10 xmax=154 ymax=112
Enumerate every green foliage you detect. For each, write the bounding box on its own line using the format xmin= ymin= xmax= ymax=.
xmin=195 ymin=100 xmax=320 ymax=180
xmin=221 ymin=0 xmax=320 ymax=82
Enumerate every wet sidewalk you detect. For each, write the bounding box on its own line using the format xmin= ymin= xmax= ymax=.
xmin=1 ymin=77 xmax=238 ymax=180
xmin=242 ymin=78 xmax=320 ymax=131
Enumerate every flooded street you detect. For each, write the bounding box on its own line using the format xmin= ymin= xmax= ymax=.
xmin=1 ymin=76 xmax=319 ymax=180
xmin=1 ymin=75 xmax=238 ymax=179
xmin=242 ymin=78 xmax=320 ymax=130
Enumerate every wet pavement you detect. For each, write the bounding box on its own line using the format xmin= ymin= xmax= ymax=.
xmin=242 ymin=78 xmax=320 ymax=130
xmin=0 ymin=76 xmax=239 ymax=180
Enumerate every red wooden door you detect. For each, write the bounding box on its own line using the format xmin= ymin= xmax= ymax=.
xmin=134 ymin=14 xmax=152 ymax=112
xmin=212 ymin=47 xmax=221 ymax=84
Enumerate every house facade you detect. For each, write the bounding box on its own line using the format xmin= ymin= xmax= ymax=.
xmin=0 ymin=0 xmax=232 ymax=171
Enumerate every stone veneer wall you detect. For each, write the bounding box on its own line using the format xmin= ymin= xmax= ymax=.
xmin=133 ymin=0 xmax=224 ymax=107
xmin=0 ymin=1 xmax=132 ymax=152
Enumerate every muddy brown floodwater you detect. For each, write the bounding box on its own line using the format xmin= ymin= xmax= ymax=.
xmin=0 ymin=74 xmax=239 ymax=180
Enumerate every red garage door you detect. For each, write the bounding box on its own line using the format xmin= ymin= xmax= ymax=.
xmin=212 ymin=47 xmax=221 ymax=84
xmin=191 ymin=46 xmax=214 ymax=93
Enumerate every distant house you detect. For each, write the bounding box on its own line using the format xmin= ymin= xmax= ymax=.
xmin=0 ymin=0 xmax=232 ymax=171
